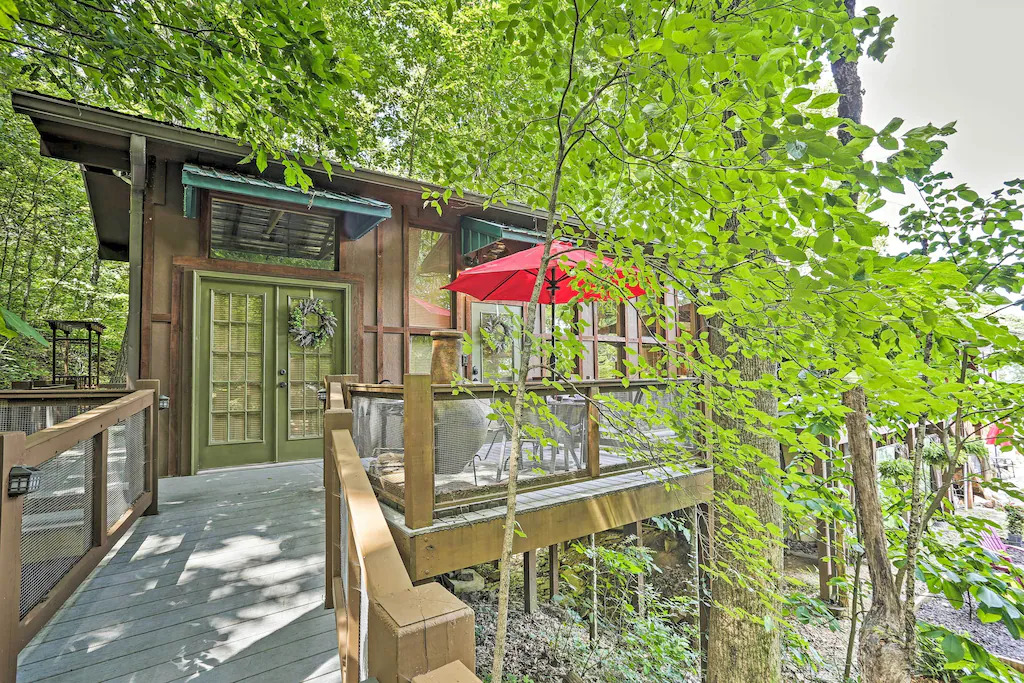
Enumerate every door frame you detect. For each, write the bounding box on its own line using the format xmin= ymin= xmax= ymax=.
xmin=190 ymin=270 xmax=353 ymax=473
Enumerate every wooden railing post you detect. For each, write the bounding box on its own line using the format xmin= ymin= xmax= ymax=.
xmin=586 ymin=385 xmax=601 ymax=478
xmin=324 ymin=407 xmax=353 ymax=610
xmin=92 ymin=430 xmax=109 ymax=547
xmin=403 ymin=374 xmax=434 ymax=529
xmin=136 ymin=379 xmax=160 ymax=516
xmin=0 ymin=431 xmax=27 ymax=682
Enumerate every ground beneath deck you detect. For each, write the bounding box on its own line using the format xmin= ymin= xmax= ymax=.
xmin=17 ymin=462 xmax=339 ymax=683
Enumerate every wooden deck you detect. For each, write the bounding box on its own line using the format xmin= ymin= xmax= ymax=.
xmin=16 ymin=461 xmax=340 ymax=683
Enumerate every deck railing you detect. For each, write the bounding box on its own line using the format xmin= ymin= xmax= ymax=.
xmin=0 ymin=380 xmax=159 ymax=679
xmin=323 ymin=377 xmax=479 ymax=683
xmin=347 ymin=375 xmax=702 ymax=529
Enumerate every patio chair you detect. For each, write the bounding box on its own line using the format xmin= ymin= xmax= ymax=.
xmin=980 ymin=529 xmax=1024 ymax=586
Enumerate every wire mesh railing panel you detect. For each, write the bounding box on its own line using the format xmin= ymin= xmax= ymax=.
xmin=351 ymin=396 xmax=405 ymax=493
xmin=433 ymin=394 xmax=590 ymax=494
xmin=106 ymin=410 xmax=147 ymax=530
xmin=19 ymin=437 xmax=94 ymax=619
xmin=598 ymin=386 xmax=695 ymax=467
xmin=0 ymin=399 xmax=108 ymax=437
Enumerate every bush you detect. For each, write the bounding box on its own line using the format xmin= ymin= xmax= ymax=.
xmin=879 ymin=458 xmax=914 ymax=482
xmin=922 ymin=440 xmax=969 ymax=467
xmin=1007 ymin=505 xmax=1024 ymax=538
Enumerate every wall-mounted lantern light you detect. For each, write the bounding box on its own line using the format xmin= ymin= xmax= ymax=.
xmin=8 ymin=466 xmax=41 ymax=496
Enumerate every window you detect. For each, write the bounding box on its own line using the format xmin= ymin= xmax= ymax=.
xmin=408 ymin=227 xmax=453 ymax=328
xmin=597 ymin=300 xmax=622 ymax=336
xmin=210 ymin=198 xmax=336 ymax=270
xmin=410 ymin=335 xmax=433 ymax=374
xmin=597 ymin=342 xmax=623 ymax=377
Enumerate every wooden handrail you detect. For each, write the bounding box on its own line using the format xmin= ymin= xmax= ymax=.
xmin=23 ymin=390 xmax=153 ymax=467
xmin=324 ymin=377 xmax=477 ymax=683
xmin=330 ymin=426 xmax=414 ymax=598
xmin=0 ymin=381 xmax=159 ymax=679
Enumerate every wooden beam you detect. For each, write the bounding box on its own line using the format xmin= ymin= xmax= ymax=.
xmin=523 ymin=549 xmax=538 ymax=614
xmin=403 ymin=374 xmax=434 ymax=529
xmin=396 ymin=468 xmax=712 ymax=581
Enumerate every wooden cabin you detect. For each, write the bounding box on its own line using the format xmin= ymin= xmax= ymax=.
xmin=9 ymin=90 xmax=711 ymax=682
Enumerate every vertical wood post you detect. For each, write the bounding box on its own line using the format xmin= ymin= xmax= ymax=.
xmin=136 ymin=379 xmax=160 ymax=516
xmin=345 ymin=532 xmax=361 ymax=683
xmin=92 ymin=430 xmax=109 ymax=547
xmin=589 ymin=533 xmax=598 ymax=642
xmin=0 ymin=432 xmax=27 ymax=682
xmin=403 ymin=374 xmax=434 ymax=529
xmin=323 ymin=409 xmax=352 ymax=610
xmin=548 ymin=543 xmax=560 ymax=601
xmin=342 ymin=374 xmax=358 ymax=410
xmin=586 ymin=386 xmax=600 ymax=478
xmin=696 ymin=503 xmax=711 ymax=682
xmin=623 ymin=520 xmax=645 ymax=617
xmin=523 ymin=550 xmax=538 ymax=614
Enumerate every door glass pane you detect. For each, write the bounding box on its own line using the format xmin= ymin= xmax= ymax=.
xmin=477 ymin=307 xmax=520 ymax=379
xmin=287 ymin=295 xmax=335 ymax=439
xmin=209 ymin=290 xmax=264 ymax=444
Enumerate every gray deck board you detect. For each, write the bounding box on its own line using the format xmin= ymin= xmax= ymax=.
xmin=17 ymin=462 xmax=336 ymax=683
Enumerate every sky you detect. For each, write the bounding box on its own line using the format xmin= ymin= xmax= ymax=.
xmin=860 ymin=0 xmax=1024 ymax=195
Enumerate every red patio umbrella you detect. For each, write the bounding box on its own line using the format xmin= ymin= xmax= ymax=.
xmin=443 ymin=241 xmax=645 ymax=370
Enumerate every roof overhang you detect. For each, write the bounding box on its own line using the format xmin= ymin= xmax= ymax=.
xmin=181 ymin=164 xmax=391 ymax=240
xmin=460 ymin=216 xmax=543 ymax=256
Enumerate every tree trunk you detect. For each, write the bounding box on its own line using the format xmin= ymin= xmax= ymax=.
xmin=706 ymin=316 xmax=784 ymax=683
xmin=843 ymin=386 xmax=911 ymax=683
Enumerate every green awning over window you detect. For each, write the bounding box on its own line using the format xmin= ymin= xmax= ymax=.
xmin=460 ymin=216 xmax=542 ymax=255
xmin=182 ymin=164 xmax=392 ymax=240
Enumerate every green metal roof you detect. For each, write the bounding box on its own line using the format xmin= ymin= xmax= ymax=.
xmin=460 ymin=216 xmax=542 ymax=255
xmin=181 ymin=164 xmax=391 ymax=239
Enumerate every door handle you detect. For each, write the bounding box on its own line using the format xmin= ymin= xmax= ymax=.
xmin=278 ymin=381 xmax=287 ymax=388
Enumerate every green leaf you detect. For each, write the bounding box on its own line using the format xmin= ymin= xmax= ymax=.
xmin=812 ymin=231 xmax=834 ymax=256
xmin=0 ymin=307 xmax=47 ymax=346
xmin=806 ymin=92 xmax=841 ymax=109
xmin=976 ymin=586 xmax=1004 ymax=609
xmin=941 ymin=633 xmax=964 ymax=663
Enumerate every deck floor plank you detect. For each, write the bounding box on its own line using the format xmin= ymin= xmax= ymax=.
xmin=17 ymin=462 xmax=335 ymax=683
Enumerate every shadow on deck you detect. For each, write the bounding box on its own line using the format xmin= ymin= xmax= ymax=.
xmin=17 ymin=462 xmax=340 ymax=683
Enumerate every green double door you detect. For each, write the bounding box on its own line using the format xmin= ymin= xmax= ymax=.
xmin=196 ymin=278 xmax=347 ymax=470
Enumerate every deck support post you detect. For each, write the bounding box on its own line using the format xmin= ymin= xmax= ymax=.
xmin=523 ymin=549 xmax=538 ymax=614
xmin=136 ymin=379 xmax=160 ymax=516
xmin=548 ymin=543 xmax=560 ymax=601
xmin=404 ymin=374 xmax=434 ymax=529
xmin=623 ymin=520 xmax=644 ymax=616
xmin=695 ymin=503 xmax=711 ymax=682
xmin=589 ymin=533 xmax=598 ymax=643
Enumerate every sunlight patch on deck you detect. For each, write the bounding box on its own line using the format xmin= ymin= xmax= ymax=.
xmin=17 ymin=462 xmax=339 ymax=683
